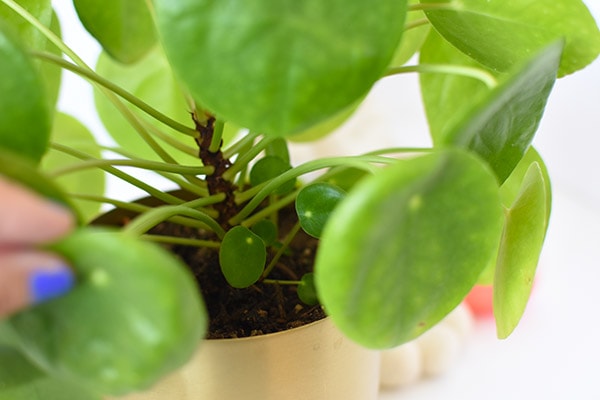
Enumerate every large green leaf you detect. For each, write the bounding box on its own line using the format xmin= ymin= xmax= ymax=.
xmin=421 ymin=0 xmax=600 ymax=77
xmin=494 ymin=163 xmax=548 ymax=339
xmin=389 ymin=0 xmax=431 ymax=67
xmin=315 ymin=149 xmax=504 ymax=348
xmin=444 ymin=41 xmax=563 ymax=183
xmin=73 ymin=0 xmax=156 ymax=64
xmin=0 ymin=0 xmax=52 ymax=51
xmin=41 ymin=113 xmax=105 ymax=222
xmin=40 ymin=10 xmax=62 ymax=112
xmin=0 ymin=346 xmax=100 ymax=400
xmin=10 ymin=229 xmax=207 ymax=395
xmin=154 ymin=0 xmax=408 ymax=136
xmin=0 ymin=25 xmax=50 ymax=163
xmin=94 ymin=48 xmax=197 ymax=162
xmin=419 ymin=29 xmax=492 ymax=144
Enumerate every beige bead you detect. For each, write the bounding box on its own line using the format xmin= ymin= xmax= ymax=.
xmin=440 ymin=303 xmax=474 ymax=339
xmin=379 ymin=342 xmax=422 ymax=389
xmin=415 ymin=325 xmax=461 ymax=377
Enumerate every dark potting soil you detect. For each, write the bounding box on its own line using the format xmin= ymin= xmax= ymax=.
xmin=150 ymin=215 xmax=326 ymax=340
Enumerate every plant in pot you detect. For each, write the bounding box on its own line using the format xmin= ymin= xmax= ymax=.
xmin=0 ymin=0 xmax=598 ymax=399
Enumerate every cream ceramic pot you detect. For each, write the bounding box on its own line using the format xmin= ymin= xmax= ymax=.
xmin=110 ymin=317 xmax=380 ymax=400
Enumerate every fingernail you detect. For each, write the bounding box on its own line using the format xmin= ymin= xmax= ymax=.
xmin=30 ymin=267 xmax=75 ymax=303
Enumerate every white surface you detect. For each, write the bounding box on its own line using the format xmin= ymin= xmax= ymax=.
xmin=51 ymin=1 xmax=600 ymax=399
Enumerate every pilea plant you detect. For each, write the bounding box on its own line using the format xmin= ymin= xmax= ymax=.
xmin=0 ymin=0 xmax=598 ymax=398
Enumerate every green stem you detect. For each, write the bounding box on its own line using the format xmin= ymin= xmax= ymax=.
xmin=386 ymin=64 xmax=498 ymax=89
xmin=124 ymin=205 xmax=226 ymax=238
xmin=141 ymin=234 xmax=221 ymax=248
xmin=223 ymin=136 xmax=278 ymax=181
xmin=262 ymin=279 xmax=301 ymax=286
xmin=31 ymin=51 xmax=198 ymax=137
xmin=49 ymin=159 xmax=213 ymax=177
xmin=408 ymin=2 xmax=460 ymax=12
xmin=223 ymin=131 xmax=260 ymax=159
xmin=209 ymin=120 xmax=225 ymax=153
xmin=262 ymin=222 xmax=302 ymax=279
xmin=405 ymin=17 xmax=430 ymax=31
xmin=231 ymin=156 xmax=392 ymax=224
xmin=51 ymin=143 xmax=186 ymax=205
xmin=240 ymin=191 xmax=298 ymax=228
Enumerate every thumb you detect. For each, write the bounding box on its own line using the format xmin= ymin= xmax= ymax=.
xmin=0 ymin=250 xmax=75 ymax=318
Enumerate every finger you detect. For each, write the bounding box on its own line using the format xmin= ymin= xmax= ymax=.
xmin=0 ymin=178 xmax=75 ymax=245
xmin=0 ymin=250 xmax=75 ymax=318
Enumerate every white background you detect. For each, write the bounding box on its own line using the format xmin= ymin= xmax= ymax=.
xmin=52 ymin=1 xmax=600 ymax=399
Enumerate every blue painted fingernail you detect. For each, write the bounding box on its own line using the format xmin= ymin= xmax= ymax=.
xmin=30 ymin=268 xmax=75 ymax=303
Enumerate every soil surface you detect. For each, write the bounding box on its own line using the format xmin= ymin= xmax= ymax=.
xmin=150 ymin=210 xmax=326 ymax=339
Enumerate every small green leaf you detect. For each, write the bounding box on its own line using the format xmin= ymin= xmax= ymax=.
xmin=219 ymin=226 xmax=266 ymax=288
xmin=73 ymin=0 xmax=156 ymax=64
xmin=421 ymin=0 xmax=600 ymax=77
xmin=297 ymin=273 xmax=319 ymax=306
xmin=494 ymin=163 xmax=548 ymax=339
xmin=323 ymin=167 xmax=369 ymax=192
xmin=94 ymin=48 xmax=196 ymax=163
xmin=0 ymin=26 xmax=51 ymax=163
xmin=41 ymin=113 xmax=105 ymax=222
xmin=154 ymin=0 xmax=408 ymax=135
xmin=295 ymin=182 xmax=346 ymax=238
xmin=445 ymin=41 xmax=563 ymax=183
xmin=250 ymin=156 xmax=295 ymax=195
xmin=251 ymin=219 xmax=278 ymax=246
xmin=315 ymin=149 xmax=504 ymax=348
xmin=477 ymin=147 xmax=551 ymax=285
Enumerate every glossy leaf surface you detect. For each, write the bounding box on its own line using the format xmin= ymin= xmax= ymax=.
xmin=154 ymin=0 xmax=408 ymax=135
xmin=219 ymin=226 xmax=266 ymax=288
xmin=297 ymin=273 xmax=319 ymax=306
xmin=421 ymin=0 xmax=600 ymax=77
xmin=10 ymin=229 xmax=207 ymax=395
xmin=316 ymin=150 xmax=504 ymax=348
xmin=494 ymin=163 xmax=548 ymax=339
xmin=295 ymin=182 xmax=346 ymax=238
xmin=0 ymin=26 xmax=50 ymax=163
xmin=41 ymin=113 xmax=105 ymax=222
xmin=73 ymin=0 xmax=156 ymax=64
xmin=444 ymin=42 xmax=562 ymax=183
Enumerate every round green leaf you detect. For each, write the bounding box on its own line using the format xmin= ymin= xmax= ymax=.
xmin=154 ymin=0 xmax=408 ymax=135
xmin=445 ymin=41 xmax=563 ymax=183
xmin=9 ymin=229 xmax=207 ymax=396
xmin=41 ymin=113 xmax=105 ymax=222
xmin=0 ymin=0 xmax=52 ymax=51
xmin=219 ymin=226 xmax=266 ymax=288
xmin=251 ymin=219 xmax=277 ymax=246
xmin=494 ymin=162 xmax=548 ymax=339
xmin=250 ymin=156 xmax=295 ymax=195
xmin=73 ymin=0 xmax=156 ymax=64
xmin=0 ymin=346 xmax=99 ymax=400
xmin=315 ymin=149 xmax=504 ymax=349
xmin=0 ymin=26 xmax=50 ymax=163
xmin=296 ymin=182 xmax=346 ymax=238
xmin=421 ymin=0 xmax=600 ymax=77
xmin=297 ymin=273 xmax=319 ymax=306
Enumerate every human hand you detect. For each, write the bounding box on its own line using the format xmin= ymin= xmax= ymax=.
xmin=0 ymin=176 xmax=75 ymax=318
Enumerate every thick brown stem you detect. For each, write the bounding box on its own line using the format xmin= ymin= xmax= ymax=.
xmin=193 ymin=115 xmax=238 ymax=229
